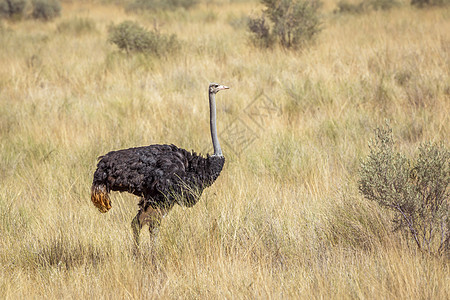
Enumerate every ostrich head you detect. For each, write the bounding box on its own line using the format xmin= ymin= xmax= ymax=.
xmin=209 ymin=83 xmax=229 ymax=94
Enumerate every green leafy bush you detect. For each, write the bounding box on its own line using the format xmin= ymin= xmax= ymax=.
xmin=248 ymin=0 xmax=322 ymax=49
xmin=0 ymin=0 xmax=27 ymax=19
xmin=108 ymin=21 xmax=180 ymax=56
xmin=359 ymin=124 xmax=449 ymax=256
xmin=31 ymin=0 xmax=61 ymax=21
xmin=247 ymin=14 xmax=274 ymax=48
xmin=127 ymin=0 xmax=197 ymax=11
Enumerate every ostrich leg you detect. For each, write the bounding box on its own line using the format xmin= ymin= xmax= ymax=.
xmin=131 ymin=203 xmax=168 ymax=247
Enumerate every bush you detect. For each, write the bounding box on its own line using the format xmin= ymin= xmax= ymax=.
xmin=108 ymin=21 xmax=180 ymax=56
xmin=248 ymin=0 xmax=322 ymax=49
xmin=359 ymin=124 xmax=449 ymax=256
xmin=127 ymin=0 xmax=197 ymax=11
xmin=0 ymin=0 xmax=27 ymax=19
xmin=247 ymin=14 xmax=274 ymax=48
xmin=31 ymin=0 xmax=61 ymax=21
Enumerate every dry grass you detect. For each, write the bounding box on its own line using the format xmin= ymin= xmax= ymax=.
xmin=0 ymin=0 xmax=449 ymax=298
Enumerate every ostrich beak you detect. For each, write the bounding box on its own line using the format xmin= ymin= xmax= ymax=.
xmin=218 ymin=85 xmax=229 ymax=90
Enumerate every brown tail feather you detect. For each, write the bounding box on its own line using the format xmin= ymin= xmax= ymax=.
xmin=91 ymin=184 xmax=111 ymax=213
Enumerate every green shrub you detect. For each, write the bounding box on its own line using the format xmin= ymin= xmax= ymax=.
xmin=108 ymin=21 xmax=180 ymax=56
xmin=247 ymin=14 xmax=274 ymax=48
xmin=248 ymin=0 xmax=322 ymax=49
xmin=0 ymin=0 xmax=27 ymax=19
xmin=359 ymin=124 xmax=449 ymax=256
xmin=127 ymin=0 xmax=197 ymax=11
xmin=31 ymin=0 xmax=61 ymax=21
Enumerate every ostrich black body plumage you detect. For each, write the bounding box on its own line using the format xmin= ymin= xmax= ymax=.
xmin=92 ymin=144 xmax=225 ymax=210
xmin=91 ymin=83 xmax=228 ymax=246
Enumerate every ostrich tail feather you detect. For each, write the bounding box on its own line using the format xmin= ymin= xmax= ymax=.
xmin=91 ymin=184 xmax=111 ymax=213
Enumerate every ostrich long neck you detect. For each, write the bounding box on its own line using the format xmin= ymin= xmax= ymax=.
xmin=209 ymin=91 xmax=222 ymax=156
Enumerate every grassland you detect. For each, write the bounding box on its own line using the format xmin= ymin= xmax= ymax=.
xmin=0 ymin=0 xmax=449 ymax=298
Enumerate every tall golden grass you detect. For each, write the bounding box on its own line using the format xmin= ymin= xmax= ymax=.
xmin=0 ymin=0 xmax=449 ymax=298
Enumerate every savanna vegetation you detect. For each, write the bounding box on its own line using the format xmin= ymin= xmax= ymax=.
xmin=0 ymin=0 xmax=449 ymax=298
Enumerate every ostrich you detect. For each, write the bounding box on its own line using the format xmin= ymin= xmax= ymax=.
xmin=91 ymin=83 xmax=228 ymax=246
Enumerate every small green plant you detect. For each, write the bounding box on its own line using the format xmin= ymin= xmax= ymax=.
xmin=108 ymin=21 xmax=180 ymax=56
xmin=359 ymin=124 xmax=449 ymax=256
xmin=248 ymin=0 xmax=322 ymax=49
xmin=31 ymin=0 xmax=61 ymax=21
xmin=0 ymin=0 xmax=27 ymax=19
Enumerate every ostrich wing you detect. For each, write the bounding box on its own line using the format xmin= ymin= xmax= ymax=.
xmin=93 ymin=144 xmax=219 ymax=208
xmin=94 ymin=144 xmax=188 ymax=197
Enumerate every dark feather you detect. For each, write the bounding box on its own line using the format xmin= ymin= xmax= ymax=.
xmin=92 ymin=144 xmax=224 ymax=210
